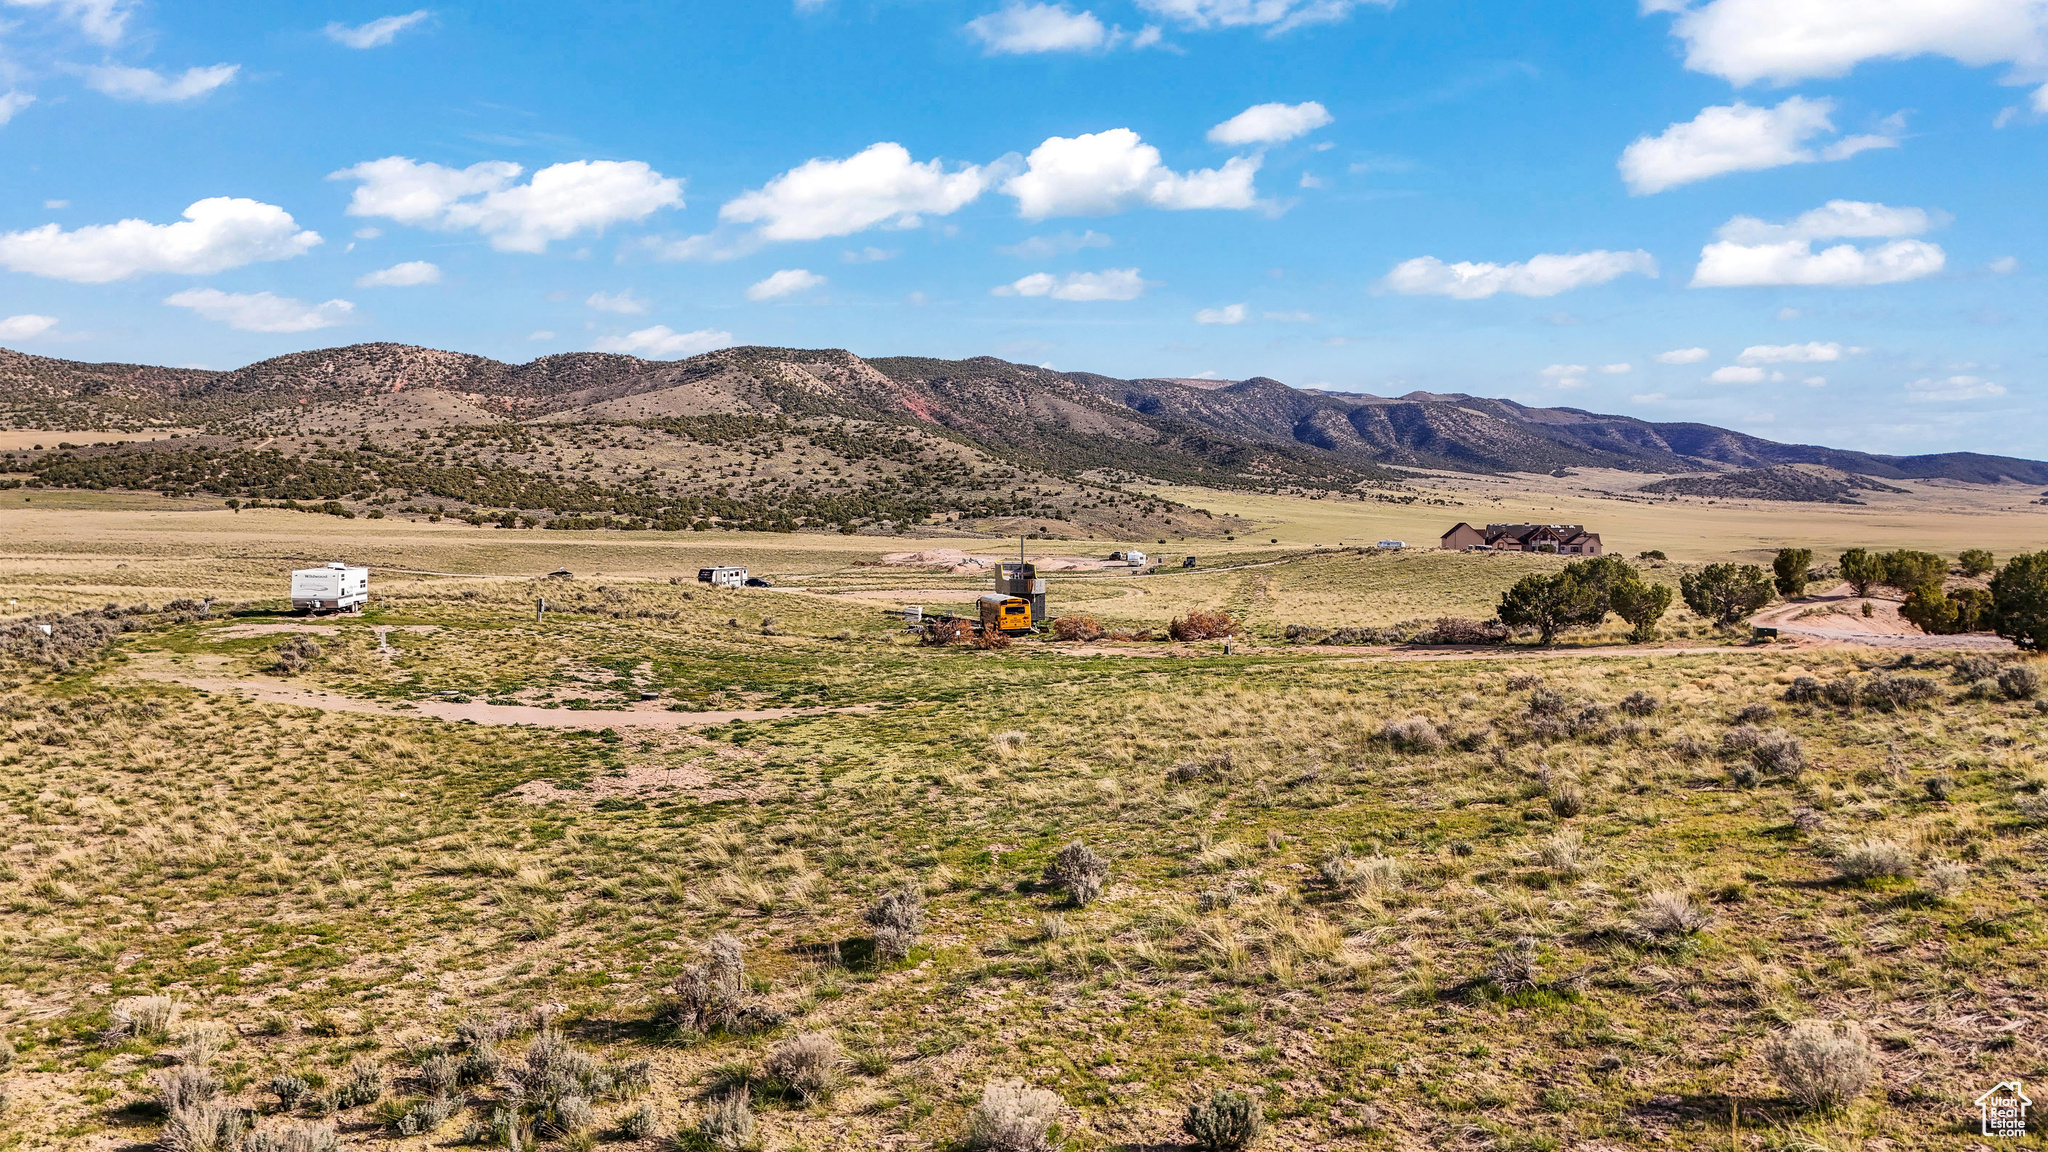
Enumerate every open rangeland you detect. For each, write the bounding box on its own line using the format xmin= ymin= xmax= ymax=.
xmin=0 ymin=492 xmax=2044 ymax=1152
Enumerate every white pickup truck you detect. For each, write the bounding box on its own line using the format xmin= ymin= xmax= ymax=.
xmin=290 ymin=563 xmax=370 ymax=614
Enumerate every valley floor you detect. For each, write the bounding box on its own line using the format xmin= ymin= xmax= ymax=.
xmin=0 ymin=491 xmax=2044 ymax=1152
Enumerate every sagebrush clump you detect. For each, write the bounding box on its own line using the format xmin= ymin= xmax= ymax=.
xmin=103 ymin=994 xmax=180 ymax=1045
xmin=1628 ymin=890 xmax=1714 ymax=941
xmin=2000 ymin=663 xmax=2042 ymax=700
xmin=1619 ymin=690 xmax=1659 ymax=717
xmin=1044 ymin=842 xmax=1109 ymax=907
xmin=1183 ymin=1088 xmax=1265 ymax=1151
xmin=670 ymin=933 xmax=778 ymax=1036
xmin=964 ymin=1079 xmax=1061 ymax=1152
xmin=1764 ymin=1019 xmax=1877 ymax=1111
xmin=761 ymin=1032 xmax=839 ymax=1102
xmin=699 ymin=1090 xmax=758 ymax=1151
xmin=1835 ymin=837 xmax=1915 ymax=881
xmin=865 ymin=884 xmax=925 ymax=960
xmin=1379 ymin=715 xmax=1444 ymax=753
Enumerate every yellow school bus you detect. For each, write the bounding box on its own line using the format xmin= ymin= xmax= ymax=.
xmin=977 ymin=593 xmax=1035 ymax=636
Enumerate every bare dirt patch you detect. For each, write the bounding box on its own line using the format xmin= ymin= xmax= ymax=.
xmin=1753 ymin=583 xmax=2016 ymax=651
xmin=875 ymin=547 xmax=1143 ymax=574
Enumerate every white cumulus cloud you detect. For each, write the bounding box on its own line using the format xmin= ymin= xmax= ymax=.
xmin=1195 ymin=303 xmax=1248 ymax=324
xmin=1541 ymin=364 xmax=1590 ymax=388
xmin=993 ymin=268 xmax=1146 ymax=301
xmin=1707 ymin=365 xmax=1772 ymax=384
xmin=1004 ymin=128 xmax=1260 ymax=218
xmin=1138 ymin=0 xmax=1385 ymax=34
xmin=966 ymin=3 xmax=1128 ymax=53
xmin=325 ymin=10 xmax=431 ymax=48
xmin=1382 ymin=250 xmax=1657 ymax=299
xmin=1737 ymin=341 xmax=1847 ymax=364
xmin=84 ymin=63 xmax=238 ymax=103
xmin=164 ymin=289 xmax=353 ymax=333
xmin=720 ymin=143 xmax=995 ymax=242
xmin=1208 ymin=101 xmax=1333 ymax=146
xmin=1601 ymin=362 xmax=1633 ymax=374
xmin=355 ymin=260 xmax=440 ymax=287
xmin=0 ymin=314 xmax=58 ymax=340
xmin=0 ymin=92 xmax=36 ymax=126
xmin=591 ymin=325 xmax=735 ymax=358
xmin=1908 ymin=374 xmax=2007 ymax=401
xmin=746 ymin=269 xmax=827 ymax=301
xmin=0 ymin=197 xmax=321 ymax=283
xmin=1655 ymin=347 xmax=1711 ymax=364
xmin=333 ymin=156 xmax=683 ymax=253
xmin=4 ymin=0 xmax=132 ymax=45
xmin=585 ymin=290 xmax=647 ymax=314
xmin=1693 ymin=200 xmax=1947 ymax=288
xmin=1619 ymin=97 xmax=1896 ymax=195
xmin=1649 ymin=0 xmax=2048 ymax=87
xmin=997 ymin=230 xmax=1113 ymax=258
xmin=1717 ymin=200 xmax=1940 ymax=244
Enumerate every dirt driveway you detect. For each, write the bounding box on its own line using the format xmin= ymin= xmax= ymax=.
xmin=1751 ymin=584 xmax=2016 ymax=652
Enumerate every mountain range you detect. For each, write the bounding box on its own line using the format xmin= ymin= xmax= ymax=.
xmin=2 ymin=343 xmax=2042 ymax=533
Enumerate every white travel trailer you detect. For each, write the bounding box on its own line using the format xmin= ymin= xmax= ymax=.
xmin=291 ymin=562 xmax=370 ymax=614
xmin=698 ymin=566 xmax=748 ymax=589
xmin=1377 ymin=540 xmax=1407 ymax=550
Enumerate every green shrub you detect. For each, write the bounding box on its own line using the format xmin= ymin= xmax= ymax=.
xmin=1879 ymin=550 xmax=1947 ymax=593
xmin=1839 ymin=548 xmax=1883 ymax=596
xmin=1990 ymin=553 xmax=2048 ymax=651
xmin=1773 ymin=548 xmax=1814 ymax=597
xmin=2000 ymin=664 xmax=2042 ymax=700
xmin=1958 ymin=548 xmax=1996 ymax=577
xmin=1680 ymin=564 xmax=1775 ymax=625
xmin=1183 ymin=1088 xmax=1265 ymax=1151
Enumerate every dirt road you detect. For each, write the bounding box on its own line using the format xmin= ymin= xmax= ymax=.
xmin=1750 ymin=584 xmax=2016 ymax=652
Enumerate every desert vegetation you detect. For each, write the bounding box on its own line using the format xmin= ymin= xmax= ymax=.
xmin=0 ymin=544 xmax=2043 ymax=1152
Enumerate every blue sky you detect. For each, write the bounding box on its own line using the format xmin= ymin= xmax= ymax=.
xmin=2 ymin=0 xmax=2046 ymax=459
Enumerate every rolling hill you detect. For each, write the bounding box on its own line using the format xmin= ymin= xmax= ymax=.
xmin=2 ymin=342 xmax=2043 ymax=534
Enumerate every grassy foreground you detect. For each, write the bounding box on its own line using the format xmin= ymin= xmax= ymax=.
xmin=0 ymin=569 xmax=2045 ymax=1152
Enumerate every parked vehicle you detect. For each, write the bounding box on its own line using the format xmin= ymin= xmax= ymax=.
xmin=699 ymin=566 xmax=747 ymax=588
xmin=291 ymin=562 xmax=369 ymax=614
xmin=977 ymin=593 xmax=1035 ymax=636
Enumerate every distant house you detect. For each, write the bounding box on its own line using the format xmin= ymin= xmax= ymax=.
xmin=1440 ymin=523 xmax=1603 ymax=555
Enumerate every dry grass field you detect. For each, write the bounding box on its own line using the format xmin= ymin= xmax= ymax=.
xmin=1149 ymin=469 xmax=2048 ymax=564
xmin=0 ymin=488 xmax=2045 ymax=1152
